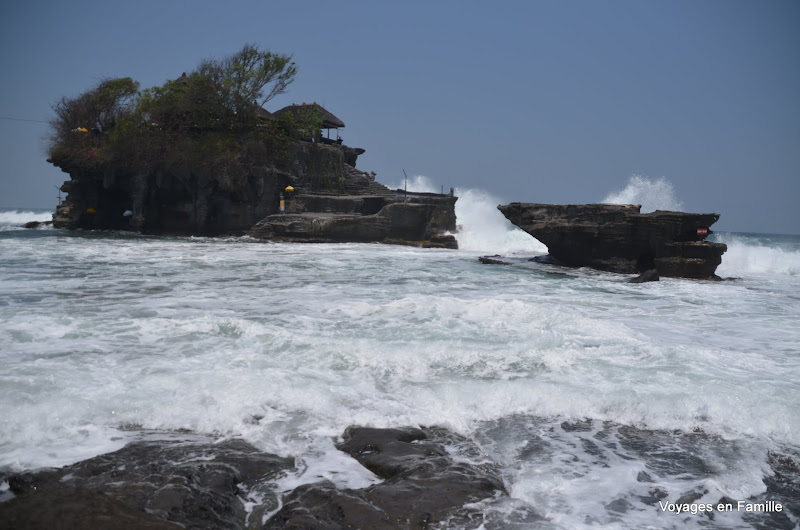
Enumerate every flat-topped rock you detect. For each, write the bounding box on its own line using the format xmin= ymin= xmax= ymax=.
xmin=498 ymin=203 xmax=727 ymax=279
xmin=250 ymin=195 xmax=458 ymax=248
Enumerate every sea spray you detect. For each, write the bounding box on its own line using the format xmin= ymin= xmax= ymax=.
xmin=452 ymin=188 xmax=546 ymax=255
xmin=713 ymin=232 xmax=800 ymax=276
xmin=381 ymin=174 xmax=546 ymax=255
xmin=0 ymin=209 xmax=53 ymax=226
xmin=603 ymin=174 xmax=684 ymax=213
xmin=384 ymin=174 xmax=439 ymax=195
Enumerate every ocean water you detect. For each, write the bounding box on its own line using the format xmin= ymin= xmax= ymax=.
xmin=1 ymin=200 xmax=799 ymax=529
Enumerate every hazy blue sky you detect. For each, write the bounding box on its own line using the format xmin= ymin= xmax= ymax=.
xmin=1 ymin=1 xmax=798 ymax=233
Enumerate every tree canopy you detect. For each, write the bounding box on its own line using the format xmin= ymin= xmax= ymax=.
xmin=47 ymin=45 xmax=320 ymax=190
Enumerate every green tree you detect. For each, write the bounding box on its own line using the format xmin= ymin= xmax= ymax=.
xmin=204 ymin=43 xmax=296 ymax=117
xmin=48 ymin=77 xmax=139 ymax=166
xmin=48 ymin=44 xmax=298 ymax=180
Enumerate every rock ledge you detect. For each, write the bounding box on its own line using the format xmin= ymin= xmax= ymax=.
xmin=498 ymin=203 xmax=727 ymax=279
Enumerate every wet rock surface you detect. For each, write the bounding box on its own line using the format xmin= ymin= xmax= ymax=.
xmin=498 ymin=203 xmax=727 ymax=279
xmin=21 ymin=220 xmax=53 ymax=229
xmin=629 ymin=269 xmax=660 ymax=283
xmin=0 ymin=427 xmax=505 ymax=530
xmin=0 ymin=435 xmax=293 ymax=530
xmin=2 ymin=424 xmax=797 ymax=529
xmin=265 ymin=426 xmax=507 ymax=529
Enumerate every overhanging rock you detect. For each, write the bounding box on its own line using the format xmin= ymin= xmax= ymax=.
xmin=497 ymin=203 xmax=727 ymax=279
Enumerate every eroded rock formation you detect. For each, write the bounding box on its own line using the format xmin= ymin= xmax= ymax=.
xmin=249 ymin=194 xmax=458 ymax=248
xmin=50 ymin=133 xmax=457 ymax=248
xmin=498 ymin=203 xmax=727 ymax=279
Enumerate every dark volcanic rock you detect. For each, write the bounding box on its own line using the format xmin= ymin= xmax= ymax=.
xmin=265 ymin=426 xmax=507 ymax=529
xmin=0 ymin=487 xmax=184 ymax=530
xmin=50 ymin=125 xmax=458 ymax=247
xmin=21 ymin=220 xmax=53 ymax=229
xmin=250 ymin=194 xmax=458 ymax=248
xmin=479 ymin=255 xmax=510 ymax=265
xmin=498 ymin=203 xmax=727 ymax=279
xmin=0 ymin=435 xmax=293 ymax=530
xmin=629 ymin=269 xmax=660 ymax=283
xmin=1 ymin=427 xmax=507 ymax=530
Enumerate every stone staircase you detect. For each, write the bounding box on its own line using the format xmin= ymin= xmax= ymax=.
xmin=341 ymin=166 xmax=395 ymax=196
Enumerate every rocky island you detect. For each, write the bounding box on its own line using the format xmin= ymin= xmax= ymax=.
xmin=497 ymin=203 xmax=727 ymax=280
xmin=46 ymin=45 xmax=457 ymax=248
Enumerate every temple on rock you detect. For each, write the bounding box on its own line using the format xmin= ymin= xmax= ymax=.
xmin=50 ymin=102 xmax=458 ymax=248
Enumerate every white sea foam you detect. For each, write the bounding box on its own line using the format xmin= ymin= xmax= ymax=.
xmin=453 ymin=188 xmax=547 ymax=255
xmin=602 ymin=174 xmax=684 ymax=213
xmin=382 ymin=174 xmax=546 ymax=255
xmin=714 ymin=232 xmax=800 ymax=276
xmin=0 ymin=209 xmax=53 ymax=225
xmin=1 ymin=204 xmax=798 ymax=528
xmin=384 ymin=173 xmax=439 ymax=194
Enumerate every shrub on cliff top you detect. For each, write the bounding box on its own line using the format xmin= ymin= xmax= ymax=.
xmin=48 ymin=44 xmax=303 ymax=182
xmin=48 ymin=77 xmax=140 ymax=167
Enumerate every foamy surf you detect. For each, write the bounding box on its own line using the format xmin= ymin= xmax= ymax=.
xmin=713 ymin=232 xmax=800 ymax=276
xmin=1 ymin=184 xmax=799 ymax=528
xmin=0 ymin=209 xmax=53 ymax=225
xmin=382 ymin=174 xmax=546 ymax=255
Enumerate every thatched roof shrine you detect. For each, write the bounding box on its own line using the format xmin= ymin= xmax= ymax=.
xmin=273 ymin=103 xmax=345 ymax=130
xmin=255 ymin=107 xmax=273 ymax=120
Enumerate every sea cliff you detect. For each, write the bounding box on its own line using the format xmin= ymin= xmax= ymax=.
xmin=49 ymin=123 xmax=457 ymax=247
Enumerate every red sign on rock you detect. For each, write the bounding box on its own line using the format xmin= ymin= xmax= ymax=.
xmin=697 ymin=228 xmax=709 ymax=236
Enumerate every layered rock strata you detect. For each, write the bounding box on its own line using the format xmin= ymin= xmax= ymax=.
xmin=497 ymin=203 xmax=727 ymax=279
xmin=250 ymin=194 xmax=458 ymax=248
xmin=50 ymin=140 xmax=457 ymax=248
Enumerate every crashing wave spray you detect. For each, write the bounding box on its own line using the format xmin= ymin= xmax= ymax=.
xmin=0 ymin=209 xmax=53 ymax=226
xmin=603 ymin=174 xmax=684 ymax=213
xmin=381 ymin=174 xmax=546 ymax=255
xmin=713 ymin=233 xmax=800 ymax=276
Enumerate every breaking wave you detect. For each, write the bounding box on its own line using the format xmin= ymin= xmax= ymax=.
xmin=713 ymin=232 xmax=800 ymax=276
xmin=602 ymin=174 xmax=684 ymax=213
xmin=381 ymin=174 xmax=545 ymax=255
xmin=0 ymin=209 xmax=52 ymax=226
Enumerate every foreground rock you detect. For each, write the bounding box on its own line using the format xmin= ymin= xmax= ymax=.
xmin=0 ymin=427 xmax=506 ymax=530
xmin=0 ymin=435 xmax=293 ymax=530
xmin=498 ymin=203 xmax=727 ymax=279
xmin=266 ymin=426 xmax=507 ymax=529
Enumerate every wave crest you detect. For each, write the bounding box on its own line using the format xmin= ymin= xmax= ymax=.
xmin=714 ymin=233 xmax=800 ymax=276
xmin=0 ymin=209 xmax=53 ymax=226
xmin=379 ymin=174 xmax=545 ymax=255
